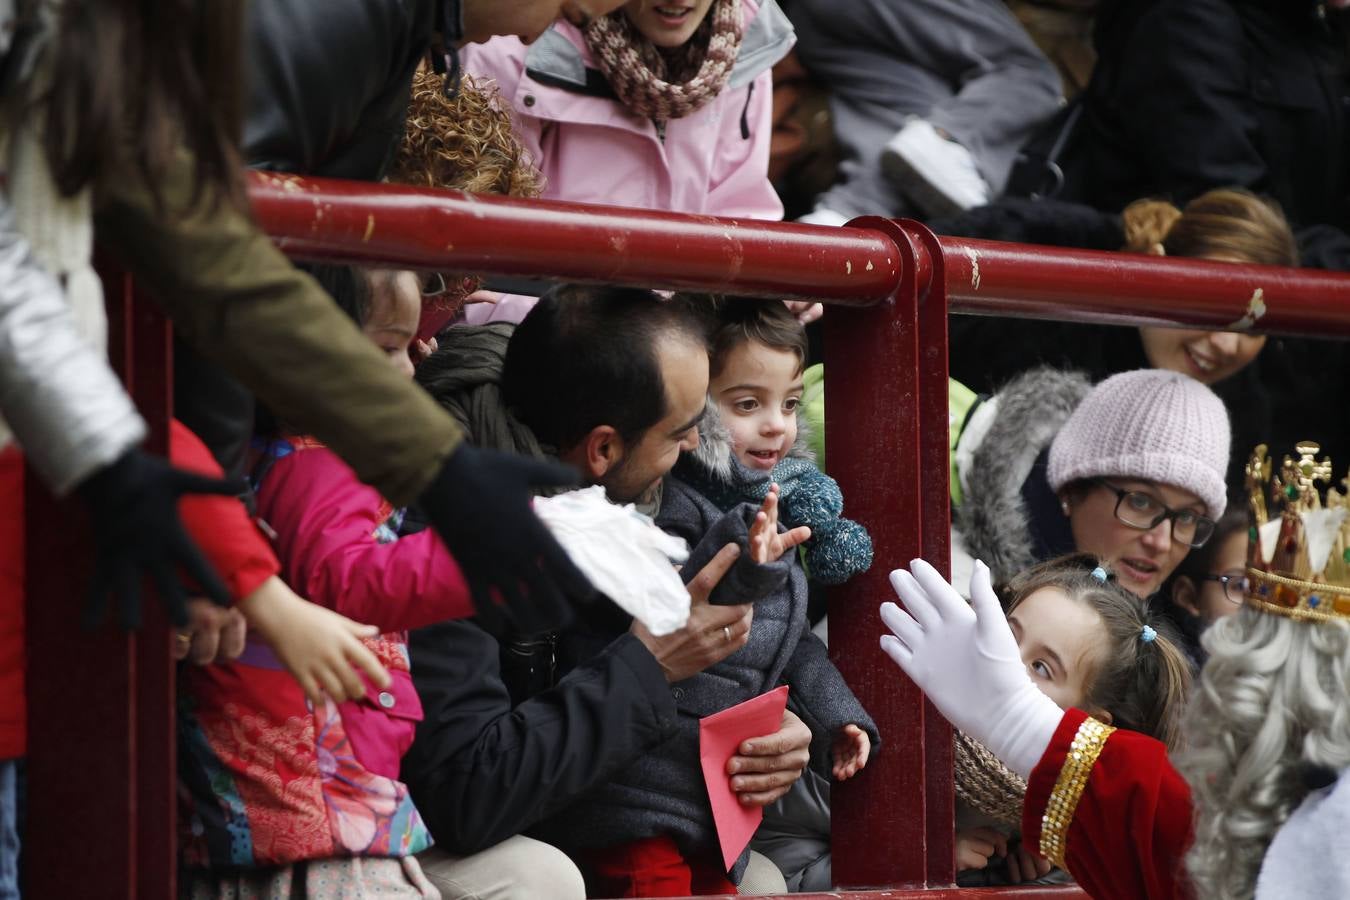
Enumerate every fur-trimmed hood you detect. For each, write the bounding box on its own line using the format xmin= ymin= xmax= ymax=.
xmin=953 ymin=367 xmax=1092 ymax=587
xmin=674 ymin=397 xmax=872 ymax=586
xmin=686 ymin=396 xmax=814 ymax=482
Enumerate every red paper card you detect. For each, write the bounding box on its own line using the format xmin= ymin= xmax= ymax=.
xmin=698 ymin=685 xmax=791 ymax=872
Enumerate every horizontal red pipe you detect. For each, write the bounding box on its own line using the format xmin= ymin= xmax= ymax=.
xmin=247 ymin=173 xmax=900 ymax=305
xmin=248 ymin=174 xmax=1350 ymax=337
xmin=941 ymin=236 xmax=1350 ymax=338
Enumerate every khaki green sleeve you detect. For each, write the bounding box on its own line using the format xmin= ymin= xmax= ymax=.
xmin=93 ymin=154 xmax=461 ymax=505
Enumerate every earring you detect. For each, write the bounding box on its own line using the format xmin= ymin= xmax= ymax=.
xmin=1061 ymin=501 xmax=1071 ymax=516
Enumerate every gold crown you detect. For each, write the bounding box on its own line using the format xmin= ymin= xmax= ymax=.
xmin=1245 ymin=442 xmax=1350 ymax=623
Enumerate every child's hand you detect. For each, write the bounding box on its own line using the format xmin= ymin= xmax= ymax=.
xmin=955 ymin=827 xmax=1008 ymax=871
xmin=1005 ymin=843 xmax=1053 ymax=884
xmin=832 ymin=723 xmax=871 ymax=780
xmin=748 ymin=485 xmax=812 ymax=565
xmin=237 ymin=576 xmax=391 ymax=705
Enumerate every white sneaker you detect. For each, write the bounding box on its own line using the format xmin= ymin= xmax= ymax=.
xmin=797 ymin=207 xmax=850 ymax=227
xmin=880 ymin=119 xmax=991 ymax=217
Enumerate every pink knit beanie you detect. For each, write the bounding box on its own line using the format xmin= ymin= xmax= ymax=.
xmin=1047 ymin=369 xmax=1230 ymax=517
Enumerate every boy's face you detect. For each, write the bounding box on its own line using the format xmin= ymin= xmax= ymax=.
xmin=711 ymin=341 xmax=803 ymax=473
xmin=364 ymin=270 xmax=421 ymax=380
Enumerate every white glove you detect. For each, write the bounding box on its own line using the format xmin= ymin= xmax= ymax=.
xmin=879 ymin=558 xmax=1063 ymax=779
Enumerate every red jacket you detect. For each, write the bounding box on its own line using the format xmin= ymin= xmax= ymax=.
xmin=1023 ymin=707 xmax=1195 ymax=899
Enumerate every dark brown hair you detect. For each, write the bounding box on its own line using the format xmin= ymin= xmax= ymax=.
xmin=42 ymin=0 xmax=247 ymax=211
xmin=704 ymin=296 xmax=808 ymax=380
xmin=1121 ymin=188 xmax=1298 ymax=268
xmin=1006 ymin=553 xmax=1195 ymax=751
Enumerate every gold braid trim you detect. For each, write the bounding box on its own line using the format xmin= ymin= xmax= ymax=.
xmin=1039 ymin=717 xmax=1116 ymax=870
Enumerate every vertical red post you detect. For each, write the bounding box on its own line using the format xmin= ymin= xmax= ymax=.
xmin=905 ymin=220 xmax=955 ymax=885
xmin=825 ymin=218 xmax=946 ymax=887
xmin=25 ymin=267 xmax=175 ymax=899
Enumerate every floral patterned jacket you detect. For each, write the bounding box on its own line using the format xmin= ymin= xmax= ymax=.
xmin=178 ymin=437 xmax=475 ymax=868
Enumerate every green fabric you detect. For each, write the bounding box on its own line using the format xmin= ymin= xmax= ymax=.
xmin=792 ymin=364 xmax=976 ymax=506
xmin=802 ymin=363 xmax=827 ymax=469
xmin=948 ymin=377 xmax=978 ymax=507
xmin=93 ymin=150 xmax=462 ymax=505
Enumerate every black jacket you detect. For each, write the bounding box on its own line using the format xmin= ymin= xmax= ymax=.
xmin=243 ymin=0 xmax=444 ymax=179
xmin=400 ymin=621 xmax=680 ymax=855
xmin=1055 ymin=0 xmax=1350 ymax=231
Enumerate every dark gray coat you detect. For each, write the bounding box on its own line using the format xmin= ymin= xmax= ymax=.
xmin=537 ymin=477 xmax=878 ymax=876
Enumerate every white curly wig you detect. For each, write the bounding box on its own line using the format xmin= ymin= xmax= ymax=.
xmin=1178 ymin=605 xmax=1350 ymax=900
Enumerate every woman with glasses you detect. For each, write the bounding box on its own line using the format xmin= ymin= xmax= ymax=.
xmin=952 ymin=367 xmax=1230 ymax=602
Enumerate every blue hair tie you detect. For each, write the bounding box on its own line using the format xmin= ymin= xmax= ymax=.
xmin=1090 ymin=566 xmax=1108 ymax=583
xmin=1140 ymin=625 xmax=1158 ymax=644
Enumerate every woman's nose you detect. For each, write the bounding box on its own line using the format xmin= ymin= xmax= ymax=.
xmin=1206 ymin=331 xmax=1240 ymax=355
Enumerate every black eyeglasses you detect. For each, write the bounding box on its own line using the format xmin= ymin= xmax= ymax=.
xmin=1198 ymin=571 xmax=1249 ymax=605
xmin=1092 ymin=479 xmax=1216 ymax=548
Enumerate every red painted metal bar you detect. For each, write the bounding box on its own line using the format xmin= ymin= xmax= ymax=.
xmin=248 ymin=172 xmax=900 ymax=305
xmin=248 ymin=173 xmax=1350 ymax=338
xmin=26 ymin=266 xmax=177 ymax=899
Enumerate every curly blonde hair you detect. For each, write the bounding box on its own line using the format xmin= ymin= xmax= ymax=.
xmin=390 ymin=67 xmax=544 ymax=198
xmin=1179 ymin=606 xmax=1350 ymax=899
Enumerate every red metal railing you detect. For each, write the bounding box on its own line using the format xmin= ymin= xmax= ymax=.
xmin=25 ymin=174 xmax=1350 ymax=898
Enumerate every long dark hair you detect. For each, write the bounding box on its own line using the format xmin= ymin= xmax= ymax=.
xmin=41 ymin=0 xmax=247 ymax=210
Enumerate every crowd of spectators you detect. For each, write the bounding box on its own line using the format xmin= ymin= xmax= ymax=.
xmin=1 ymin=0 xmax=1347 ymax=897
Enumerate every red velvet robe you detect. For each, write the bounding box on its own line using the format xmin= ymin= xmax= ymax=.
xmin=1021 ymin=708 xmax=1196 ymax=899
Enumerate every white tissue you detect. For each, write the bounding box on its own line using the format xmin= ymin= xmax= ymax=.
xmin=532 ymin=486 xmax=691 ymax=635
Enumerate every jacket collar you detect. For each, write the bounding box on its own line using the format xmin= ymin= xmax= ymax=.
xmin=524 ymin=0 xmax=794 ymax=95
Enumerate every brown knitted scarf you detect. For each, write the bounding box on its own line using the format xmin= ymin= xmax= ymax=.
xmin=953 ymin=729 xmax=1028 ymax=830
xmin=583 ymin=0 xmax=743 ymax=123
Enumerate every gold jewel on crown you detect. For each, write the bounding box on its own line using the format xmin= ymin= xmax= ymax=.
xmin=1245 ymin=442 xmax=1350 ymax=623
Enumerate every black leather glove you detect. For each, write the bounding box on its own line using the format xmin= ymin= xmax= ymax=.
xmin=77 ymin=448 xmax=243 ymax=629
xmin=419 ymin=444 xmax=594 ymax=634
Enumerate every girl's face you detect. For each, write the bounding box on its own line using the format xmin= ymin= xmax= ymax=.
xmin=623 ymin=0 xmax=717 ymax=48
xmin=364 ymin=270 xmax=421 ymax=380
xmin=1064 ymin=478 xmax=1204 ymax=598
xmin=1137 ymin=326 xmax=1265 ymax=385
xmin=711 ymin=341 xmax=802 ymax=472
xmin=1008 ymin=586 xmax=1106 ymax=712
xmin=1179 ymin=527 xmax=1249 ymax=624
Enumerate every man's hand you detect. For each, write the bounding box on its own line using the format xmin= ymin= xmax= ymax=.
xmin=173 ymin=598 xmax=248 ymax=664
xmin=955 ymin=827 xmax=1008 ymax=871
xmin=728 ymin=708 xmax=811 ymax=806
xmin=748 ymin=485 xmax=811 ymax=565
xmin=632 ymin=543 xmax=752 ymax=683
xmin=420 ymin=445 xmax=594 ymax=634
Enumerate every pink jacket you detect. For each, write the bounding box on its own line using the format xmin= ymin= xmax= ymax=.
xmin=255 ymin=440 xmax=475 ymax=777
xmin=462 ymin=0 xmax=794 ymax=323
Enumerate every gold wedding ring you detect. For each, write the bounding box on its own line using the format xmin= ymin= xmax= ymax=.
xmin=723 ymin=626 xmax=731 ymax=643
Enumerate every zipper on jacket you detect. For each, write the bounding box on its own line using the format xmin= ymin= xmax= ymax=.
xmin=654 ymin=118 xmax=667 ymax=143
xmin=740 ymin=81 xmax=754 ymax=140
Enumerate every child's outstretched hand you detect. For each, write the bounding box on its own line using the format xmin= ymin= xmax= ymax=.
xmin=237 ymin=576 xmax=391 ymax=705
xmin=832 ymin=723 xmax=871 ymax=780
xmin=749 ymin=485 xmax=812 ymax=565
xmin=955 ymin=827 xmax=1008 ymax=871
xmin=1006 ymin=842 xmax=1053 ymax=884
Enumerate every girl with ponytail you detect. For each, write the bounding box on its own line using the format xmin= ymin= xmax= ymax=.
xmin=1121 ymin=188 xmax=1297 ymax=386
xmin=953 ymin=553 xmax=1192 ymax=885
